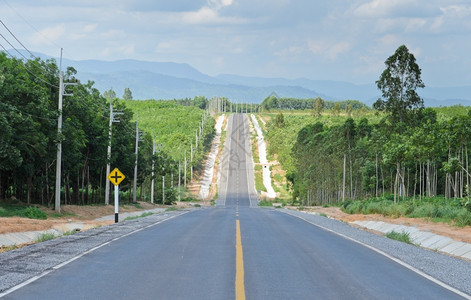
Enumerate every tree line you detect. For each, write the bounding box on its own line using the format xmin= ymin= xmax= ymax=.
xmin=261 ymin=96 xmax=367 ymax=112
xmin=280 ymin=45 xmax=471 ymax=208
xmin=0 ymin=53 xmax=214 ymax=206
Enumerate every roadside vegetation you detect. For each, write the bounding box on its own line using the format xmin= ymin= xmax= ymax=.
xmin=385 ymin=231 xmax=413 ymax=244
xmin=0 ymin=52 xmax=219 ymax=209
xmin=0 ymin=204 xmax=47 ymax=219
xmin=124 ymin=212 xmax=153 ymax=221
xmin=261 ymin=45 xmax=471 ymax=227
xmin=341 ymin=196 xmax=471 ymax=227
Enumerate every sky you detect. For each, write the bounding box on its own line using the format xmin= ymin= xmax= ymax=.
xmin=1 ymin=0 xmax=470 ymax=87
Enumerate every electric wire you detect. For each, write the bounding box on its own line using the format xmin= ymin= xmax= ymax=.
xmin=0 ymin=19 xmax=35 ymax=58
xmin=0 ymin=41 xmax=59 ymax=89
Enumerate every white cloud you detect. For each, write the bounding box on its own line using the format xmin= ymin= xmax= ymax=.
xmin=354 ymin=0 xmax=440 ymax=18
xmin=29 ymin=24 xmax=66 ymax=46
xmin=307 ymin=40 xmax=351 ymax=61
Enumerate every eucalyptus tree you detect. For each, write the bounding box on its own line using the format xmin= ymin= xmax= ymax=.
xmin=374 ymin=45 xmax=425 ymax=126
xmin=122 ymin=87 xmax=133 ymax=100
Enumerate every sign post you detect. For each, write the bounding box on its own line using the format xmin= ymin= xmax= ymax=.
xmin=107 ymin=168 xmax=125 ymax=223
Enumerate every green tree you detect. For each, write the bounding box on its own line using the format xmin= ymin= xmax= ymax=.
xmin=123 ymin=87 xmax=133 ymax=100
xmin=103 ymin=89 xmax=116 ymax=100
xmin=275 ymin=112 xmax=285 ymax=128
xmin=374 ymin=45 xmax=425 ymax=125
xmin=312 ymin=97 xmax=325 ymax=117
xmin=332 ymin=103 xmax=341 ymax=116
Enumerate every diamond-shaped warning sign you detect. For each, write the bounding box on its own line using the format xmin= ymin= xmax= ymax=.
xmin=108 ymin=168 xmax=125 ymax=186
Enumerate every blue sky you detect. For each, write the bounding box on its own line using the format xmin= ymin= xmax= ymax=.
xmin=1 ymin=0 xmax=470 ymax=87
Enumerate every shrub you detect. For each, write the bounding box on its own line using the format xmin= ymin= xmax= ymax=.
xmin=386 ymin=231 xmax=413 ymax=244
xmin=36 ymin=233 xmax=56 ymax=243
xmin=24 ymin=206 xmax=47 ymax=220
xmin=455 ymin=209 xmax=471 ymax=227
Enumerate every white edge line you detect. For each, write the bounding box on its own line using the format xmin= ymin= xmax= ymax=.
xmin=284 ymin=210 xmax=471 ymax=300
xmin=0 ymin=211 xmax=189 ymax=298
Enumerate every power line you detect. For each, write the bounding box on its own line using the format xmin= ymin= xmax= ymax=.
xmin=0 ymin=18 xmax=59 ymax=75
xmin=0 ymin=30 xmax=29 ymax=60
xmin=1 ymin=0 xmax=63 ymax=50
xmin=0 ymin=42 xmax=59 ymax=89
xmin=0 ymin=19 xmax=35 ymax=58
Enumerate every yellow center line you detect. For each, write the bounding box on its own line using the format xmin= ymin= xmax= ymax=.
xmin=236 ymin=219 xmax=246 ymax=300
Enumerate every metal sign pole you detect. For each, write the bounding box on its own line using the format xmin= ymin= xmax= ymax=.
xmin=114 ymin=185 xmax=119 ymax=223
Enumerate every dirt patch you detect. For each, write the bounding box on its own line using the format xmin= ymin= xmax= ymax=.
xmin=299 ymin=206 xmax=471 ymax=244
xmin=0 ymin=202 xmax=172 ymax=235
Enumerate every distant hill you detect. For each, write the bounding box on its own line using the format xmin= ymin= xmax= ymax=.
xmin=6 ymin=50 xmax=471 ymax=106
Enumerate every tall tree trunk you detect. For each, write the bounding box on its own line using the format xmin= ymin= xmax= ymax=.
xmin=342 ymin=153 xmax=346 ymax=202
xmin=375 ymin=151 xmax=379 ymax=197
xmin=27 ymin=176 xmax=32 ymax=204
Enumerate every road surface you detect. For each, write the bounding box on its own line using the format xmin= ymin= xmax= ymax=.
xmin=1 ymin=113 xmax=470 ymax=299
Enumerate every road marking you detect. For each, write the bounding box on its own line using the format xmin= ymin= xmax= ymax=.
xmin=235 ymin=220 xmax=246 ymax=300
xmin=0 ymin=211 xmax=189 ymax=298
xmin=285 ymin=211 xmax=471 ymax=300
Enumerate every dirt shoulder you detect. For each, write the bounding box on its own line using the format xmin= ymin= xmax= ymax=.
xmin=295 ymin=206 xmax=471 ymax=244
xmin=0 ymin=201 xmax=192 ymax=235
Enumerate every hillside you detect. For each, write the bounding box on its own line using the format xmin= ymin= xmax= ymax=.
xmin=9 ymin=50 xmax=471 ymax=105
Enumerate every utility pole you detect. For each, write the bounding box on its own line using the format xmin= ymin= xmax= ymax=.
xmin=105 ymin=101 xmax=112 ymax=206
xmin=55 ymin=52 xmax=77 ymax=213
xmin=151 ymin=140 xmax=156 ymax=204
xmin=178 ymin=159 xmax=181 ymax=202
xmin=184 ymin=152 xmax=187 ymax=187
xmin=190 ymin=142 xmax=194 ymax=181
xmin=162 ymin=174 xmax=165 ymax=204
xmin=105 ymin=101 xmax=122 ymax=205
xmin=133 ymin=114 xmax=141 ymax=203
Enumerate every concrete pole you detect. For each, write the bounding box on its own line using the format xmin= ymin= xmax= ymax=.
xmin=105 ymin=102 xmax=112 ymax=205
xmin=184 ymin=152 xmax=187 ymax=187
xmin=178 ymin=159 xmax=181 ymax=202
xmin=133 ymin=114 xmax=139 ymax=203
xmin=54 ymin=71 xmax=64 ymax=213
xmin=151 ymin=140 xmax=156 ymax=204
xmin=162 ymin=175 xmax=165 ymax=205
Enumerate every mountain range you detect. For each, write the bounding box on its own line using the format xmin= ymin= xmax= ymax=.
xmin=9 ymin=50 xmax=471 ymax=107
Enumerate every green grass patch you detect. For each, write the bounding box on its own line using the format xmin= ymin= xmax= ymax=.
xmin=320 ymin=213 xmax=328 ymax=217
xmin=258 ymin=200 xmax=273 ymax=207
xmin=36 ymin=233 xmax=56 ymax=243
xmin=0 ymin=205 xmax=47 ymax=220
xmin=180 ymin=196 xmax=198 ymax=202
xmin=124 ymin=212 xmax=153 ymax=221
xmin=385 ymin=231 xmax=413 ymax=244
xmin=1 ymin=244 xmax=18 ymax=252
xmin=254 ymin=165 xmax=265 ymax=192
xmin=341 ymin=196 xmax=471 ymax=226
xmin=165 ymin=207 xmax=178 ymax=212
xmin=49 ymin=212 xmax=77 ymax=218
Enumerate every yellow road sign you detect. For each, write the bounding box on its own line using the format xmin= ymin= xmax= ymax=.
xmin=108 ymin=168 xmax=125 ymax=186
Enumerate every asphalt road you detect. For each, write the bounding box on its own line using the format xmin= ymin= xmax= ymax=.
xmin=2 ymin=113 xmax=470 ymax=299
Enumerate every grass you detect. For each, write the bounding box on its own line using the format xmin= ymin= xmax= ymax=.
xmin=385 ymin=231 xmax=413 ymax=245
xmin=165 ymin=207 xmax=178 ymax=212
xmin=124 ymin=212 xmax=153 ymax=221
xmin=0 ymin=205 xmax=47 ymax=220
xmin=0 ymin=244 xmax=18 ymax=253
xmin=258 ymin=200 xmax=273 ymax=207
xmin=320 ymin=213 xmax=328 ymax=217
xmin=341 ymin=196 xmax=471 ymax=227
xmin=254 ymin=165 xmax=265 ymax=192
xmin=63 ymin=229 xmax=80 ymax=236
xmin=50 ymin=212 xmax=77 ymax=218
xmin=35 ymin=233 xmax=56 ymax=243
